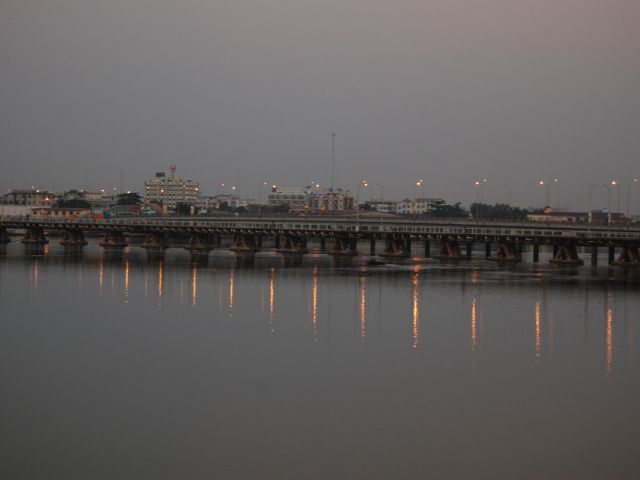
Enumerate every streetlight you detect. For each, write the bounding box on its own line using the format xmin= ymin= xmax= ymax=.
xmin=474 ymin=179 xmax=487 ymax=221
xmin=374 ymin=181 xmax=384 ymax=201
xmin=413 ymin=179 xmax=424 ymax=200
xmin=627 ymin=178 xmax=639 ymax=218
xmin=611 ymin=180 xmax=620 ymax=213
xmin=217 ymin=183 xmax=225 ymax=195
xmin=538 ymin=178 xmax=558 ymax=209
xmin=259 ymin=181 xmax=268 ymax=205
xmin=356 ymin=180 xmax=368 ymax=222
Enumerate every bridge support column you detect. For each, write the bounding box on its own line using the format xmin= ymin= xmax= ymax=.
xmin=611 ymin=245 xmax=639 ymax=267
xmin=488 ymin=242 xmax=522 ymax=263
xmin=22 ymin=226 xmax=48 ymax=245
xmin=320 ymin=236 xmax=326 ymax=252
xmin=276 ymin=234 xmax=308 ymax=254
xmin=330 ymin=236 xmax=357 ymax=256
xmin=405 ymin=238 xmax=412 ymax=255
xmin=186 ymin=233 xmax=214 ymax=252
xmin=466 ymin=242 xmax=473 ymax=260
xmin=533 ymin=244 xmax=540 ymax=263
xmin=141 ymin=232 xmax=169 ymax=250
xmin=424 ymin=239 xmax=430 ymax=258
xmin=0 ymin=227 xmax=11 ymax=244
xmin=100 ymin=231 xmax=127 ymax=248
xmin=434 ymin=239 xmax=464 ymax=260
xmin=550 ymin=243 xmax=584 ymax=265
xmin=230 ymin=234 xmax=260 ymax=253
xmin=274 ymin=234 xmax=281 ymax=250
xmin=485 ymin=242 xmax=492 ymax=259
xmin=369 ymin=237 xmax=376 ymax=255
xmin=381 ymin=235 xmax=409 ymax=258
xmin=60 ymin=229 xmax=87 ymax=247
xmin=553 ymin=244 xmax=559 ymax=258
xmin=608 ymin=246 xmax=615 ymax=265
xmin=591 ymin=246 xmax=598 ymax=266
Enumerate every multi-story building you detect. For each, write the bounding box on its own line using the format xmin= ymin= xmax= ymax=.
xmin=1 ymin=189 xmax=55 ymax=207
xmin=268 ymin=186 xmax=310 ymax=209
xmin=395 ymin=197 xmax=443 ymax=215
xmin=144 ymin=171 xmax=199 ymax=208
xmin=310 ymin=189 xmax=355 ymax=211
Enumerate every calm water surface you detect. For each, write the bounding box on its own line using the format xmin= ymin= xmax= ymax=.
xmin=1 ymin=241 xmax=639 ymax=479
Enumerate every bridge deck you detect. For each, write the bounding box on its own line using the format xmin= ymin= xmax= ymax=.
xmin=1 ymin=215 xmax=639 ymax=244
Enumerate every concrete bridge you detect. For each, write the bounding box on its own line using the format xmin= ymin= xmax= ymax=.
xmin=1 ymin=215 xmax=639 ymax=266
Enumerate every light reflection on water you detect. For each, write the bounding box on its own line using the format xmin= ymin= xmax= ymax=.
xmin=1 ymin=242 xmax=640 ymax=478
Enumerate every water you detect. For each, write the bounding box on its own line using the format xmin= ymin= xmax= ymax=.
xmin=1 ymin=241 xmax=639 ymax=479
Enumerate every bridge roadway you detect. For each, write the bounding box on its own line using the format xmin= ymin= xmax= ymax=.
xmin=1 ymin=215 xmax=639 ymax=266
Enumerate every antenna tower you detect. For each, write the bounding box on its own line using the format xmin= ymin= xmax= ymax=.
xmin=330 ymin=133 xmax=336 ymax=192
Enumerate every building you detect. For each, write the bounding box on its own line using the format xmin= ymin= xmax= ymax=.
xmin=527 ymin=210 xmax=628 ymax=225
xmin=268 ymin=186 xmax=310 ymax=209
xmin=31 ymin=207 xmax=93 ymax=220
xmin=364 ymin=200 xmax=398 ymax=214
xmin=310 ymin=189 xmax=355 ymax=211
xmin=395 ymin=198 xmax=443 ymax=215
xmin=144 ymin=171 xmax=199 ymax=208
xmin=2 ymin=189 xmax=55 ymax=207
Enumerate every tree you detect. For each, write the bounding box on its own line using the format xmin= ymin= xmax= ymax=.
xmin=55 ymin=198 xmax=91 ymax=209
xmin=116 ymin=192 xmax=143 ymax=205
xmin=470 ymin=203 xmax=528 ymax=220
xmin=427 ymin=200 xmax=468 ymax=218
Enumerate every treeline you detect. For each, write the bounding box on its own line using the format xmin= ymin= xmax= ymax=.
xmin=469 ymin=203 xmax=529 ymax=220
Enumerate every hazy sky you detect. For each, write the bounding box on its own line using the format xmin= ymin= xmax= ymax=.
xmin=2 ymin=0 xmax=639 ymax=210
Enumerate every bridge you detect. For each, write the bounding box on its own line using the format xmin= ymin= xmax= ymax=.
xmin=1 ymin=215 xmax=639 ymax=266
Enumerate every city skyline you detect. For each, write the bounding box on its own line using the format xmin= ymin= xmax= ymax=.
xmin=2 ymin=1 xmax=639 ymax=210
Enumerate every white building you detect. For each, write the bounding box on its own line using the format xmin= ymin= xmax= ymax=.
xmin=144 ymin=172 xmax=199 ymax=208
xmin=268 ymin=186 xmax=310 ymax=209
xmin=365 ymin=200 xmax=398 ymax=214
xmin=395 ymin=198 xmax=443 ymax=215
xmin=310 ymin=189 xmax=355 ymax=211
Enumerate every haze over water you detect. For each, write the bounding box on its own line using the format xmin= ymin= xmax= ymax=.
xmin=1 ymin=241 xmax=639 ymax=479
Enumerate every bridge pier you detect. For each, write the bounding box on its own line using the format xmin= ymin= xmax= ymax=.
xmin=424 ymin=239 xmax=430 ymax=258
xmin=22 ymin=226 xmax=48 ymax=245
xmin=186 ymin=233 xmax=215 ymax=252
xmin=370 ymin=237 xmax=376 ymax=255
xmin=320 ymin=236 xmax=326 ymax=252
xmin=591 ymin=246 xmax=598 ymax=266
xmin=276 ymin=234 xmax=308 ymax=254
xmin=465 ymin=242 xmax=473 ymax=260
xmin=141 ymin=232 xmax=169 ymax=250
xmin=434 ymin=239 xmax=464 ymax=260
xmin=608 ymin=246 xmax=615 ymax=265
xmin=60 ymin=229 xmax=87 ymax=247
xmin=230 ymin=233 xmax=260 ymax=253
xmin=485 ymin=242 xmax=492 ymax=259
xmin=533 ymin=243 xmax=540 ymax=263
xmin=488 ymin=242 xmax=522 ymax=263
xmin=100 ymin=231 xmax=127 ymax=248
xmin=0 ymin=227 xmax=11 ymax=244
xmin=381 ymin=235 xmax=409 ymax=258
xmin=550 ymin=243 xmax=583 ymax=265
xmin=611 ymin=245 xmax=639 ymax=267
xmin=330 ymin=236 xmax=357 ymax=256
xmin=274 ymin=234 xmax=281 ymax=249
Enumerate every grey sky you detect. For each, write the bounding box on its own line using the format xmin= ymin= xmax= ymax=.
xmin=2 ymin=0 xmax=639 ymax=210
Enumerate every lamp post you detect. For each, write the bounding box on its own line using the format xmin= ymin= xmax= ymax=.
xmin=474 ymin=179 xmax=487 ymax=221
xmin=217 ymin=183 xmax=225 ymax=195
xmin=610 ymin=180 xmax=620 ymax=213
xmin=356 ymin=180 xmax=368 ymax=223
xmin=413 ymin=179 xmax=424 ymax=200
xmin=374 ymin=182 xmax=384 ymax=201
xmin=538 ymin=178 xmax=558 ymax=209
xmin=627 ymin=178 xmax=639 ymax=218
